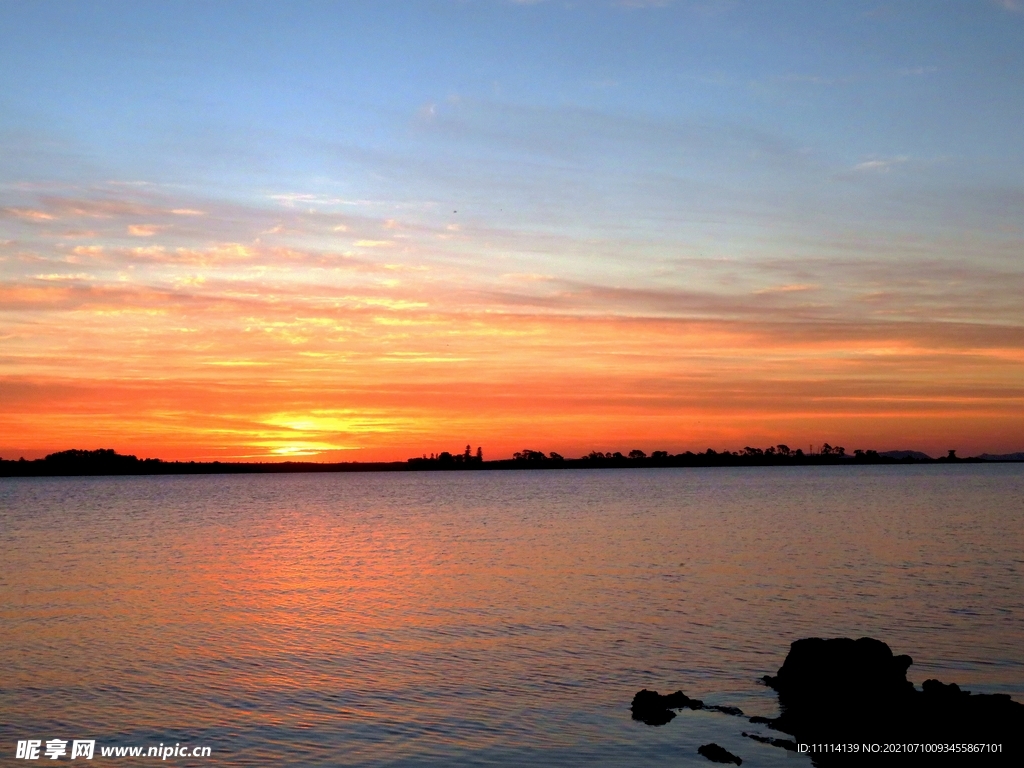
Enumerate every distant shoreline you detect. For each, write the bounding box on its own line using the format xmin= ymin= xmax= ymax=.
xmin=2 ymin=449 xmax=1021 ymax=478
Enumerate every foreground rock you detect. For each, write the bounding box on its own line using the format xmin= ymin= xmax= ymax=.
xmin=742 ymin=731 xmax=796 ymax=751
xmin=630 ymin=688 xmax=745 ymax=725
xmin=697 ymin=742 xmax=742 ymax=764
xmin=632 ymin=637 xmax=1022 ymax=765
xmin=763 ymin=637 xmax=1023 ymax=764
xmin=630 ymin=688 xmax=704 ymax=725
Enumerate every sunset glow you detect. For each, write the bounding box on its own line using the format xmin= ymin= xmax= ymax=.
xmin=2 ymin=2 xmax=1023 ymax=460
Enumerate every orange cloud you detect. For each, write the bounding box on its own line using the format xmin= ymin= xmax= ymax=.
xmin=3 ymin=207 xmax=56 ymax=222
xmin=2 ymin=302 xmax=1022 ymax=461
xmin=2 ymin=186 xmax=1023 ymax=461
xmin=127 ymin=224 xmax=165 ymax=237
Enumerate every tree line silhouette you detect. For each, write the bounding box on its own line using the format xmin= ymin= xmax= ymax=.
xmin=407 ymin=445 xmax=484 ymax=465
xmin=485 ymin=444 xmax=872 ymax=465
xmin=404 ymin=444 xmax=968 ymax=468
xmin=0 ymin=444 xmax=987 ymax=478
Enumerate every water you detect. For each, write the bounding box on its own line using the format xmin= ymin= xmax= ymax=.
xmin=2 ymin=465 xmax=1023 ymax=766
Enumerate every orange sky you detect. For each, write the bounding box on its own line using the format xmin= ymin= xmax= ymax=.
xmin=2 ymin=188 xmax=1022 ymax=461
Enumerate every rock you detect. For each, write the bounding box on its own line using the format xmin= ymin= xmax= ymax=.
xmin=762 ymin=637 xmax=1024 ymax=765
xmin=707 ymin=704 xmax=744 ymax=716
xmin=697 ymin=742 xmax=742 ymax=764
xmin=763 ymin=636 xmax=915 ymax=708
xmin=632 ymin=637 xmax=1022 ymax=764
xmin=630 ymin=688 xmax=703 ymax=725
xmin=742 ymin=732 xmax=796 ymax=751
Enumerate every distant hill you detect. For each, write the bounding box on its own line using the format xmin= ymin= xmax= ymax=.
xmin=879 ymin=450 xmax=933 ymax=461
xmin=978 ymin=452 xmax=1024 ymax=461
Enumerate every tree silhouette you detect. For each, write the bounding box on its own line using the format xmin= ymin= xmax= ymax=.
xmin=513 ymin=449 xmax=546 ymax=461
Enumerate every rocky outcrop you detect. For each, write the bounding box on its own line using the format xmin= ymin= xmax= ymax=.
xmin=762 ymin=637 xmax=1023 ymax=765
xmin=697 ymin=742 xmax=742 ymax=764
xmin=630 ymin=688 xmax=704 ymax=725
xmin=742 ymin=731 xmax=796 ymax=751
xmin=630 ymin=688 xmax=745 ymax=725
xmin=631 ymin=637 xmax=1022 ymax=765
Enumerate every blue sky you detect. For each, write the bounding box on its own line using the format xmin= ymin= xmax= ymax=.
xmin=4 ymin=1 xmax=1023 ymax=212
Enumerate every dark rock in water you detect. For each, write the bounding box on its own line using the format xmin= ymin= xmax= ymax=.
xmin=630 ymin=688 xmax=703 ymax=725
xmin=633 ymin=705 xmax=675 ymax=726
xmin=763 ymin=636 xmax=915 ymax=706
xmin=632 ymin=637 xmax=1021 ymax=764
xmin=630 ymin=687 xmax=744 ymax=725
xmin=697 ymin=742 xmax=742 ymax=764
xmin=707 ymin=704 xmax=744 ymax=716
xmin=742 ymin=731 xmax=797 ymax=751
xmin=763 ymin=637 xmax=1024 ymax=765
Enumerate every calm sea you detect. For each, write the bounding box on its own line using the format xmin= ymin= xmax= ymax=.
xmin=2 ymin=465 xmax=1022 ymax=766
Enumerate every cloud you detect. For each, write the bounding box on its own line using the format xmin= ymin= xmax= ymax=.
xmin=40 ymin=197 xmax=156 ymax=219
xmin=996 ymin=0 xmax=1022 ymax=12
xmin=2 ymin=208 xmax=55 ymax=222
xmin=128 ymin=224 xmax=165 ymax=237
xmin=853 ymin=156 xmax=909 ymax=172
xmin=754 ymin=284 xmax=818 ymax=295
xmin=33 ymin=273 xmax=94 ymax=282
xmin=417 ymin=103 xmax=438 ymax=122
xmin=71 ymin=245 xmax=105 ymax=257
xmin=270 ymin=193 xmax=344 ymax=207
xmin=778 ymin=73 xmax=856 ymax=86
xmin=133 ymin=243 xmax=256 ymax=265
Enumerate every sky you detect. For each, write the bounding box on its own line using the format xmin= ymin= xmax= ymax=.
xmin=2 ymin=0 xmax=1023 ymax=461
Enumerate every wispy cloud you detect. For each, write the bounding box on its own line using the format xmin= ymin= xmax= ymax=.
xmin=3 ymin=208 xmax=55 ymax=222
xmin=32 ymin=273 xmax=95 ymax=282
xmin=754 ymin=283 xmax=818 ymax=295
xmin=853 ymin=156 xmax=909 ymax=172
xmin=2 ymin=162 xmax=1023 ymax=458
xmin=127 ymin=224 xmax=165 ymax=237
xmin=778 ymin=73 xmax=855 ymax=86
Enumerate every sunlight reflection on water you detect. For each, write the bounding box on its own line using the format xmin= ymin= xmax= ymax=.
xmin=2 ymin=465 xmax=1022 ymax=765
